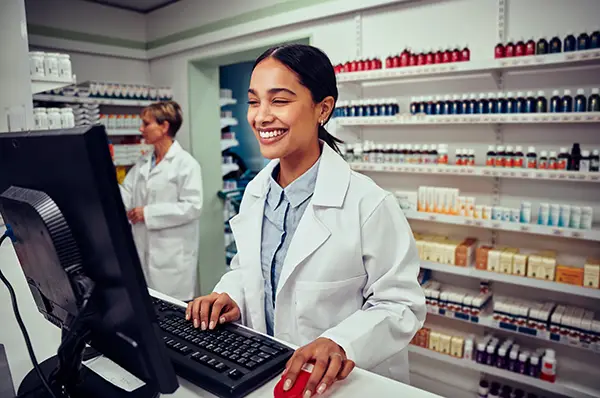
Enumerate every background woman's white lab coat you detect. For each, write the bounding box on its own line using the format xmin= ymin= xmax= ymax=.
xmin=214 ymin=143 xmax=426 ymax=384
xmin=120 ymin=141 xmax=203 ymax=301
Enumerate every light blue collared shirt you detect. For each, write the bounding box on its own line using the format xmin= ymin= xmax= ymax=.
xmin=260 ymin=158 xmax=321 ymax=336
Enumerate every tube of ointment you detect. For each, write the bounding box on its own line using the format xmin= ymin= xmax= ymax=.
xmin=474 ymin=205 xmax=483 ymax=219
xmin=465 ymin=197 xmax=475 ymax=218
xmin=510 ymin=208 xmax=520 ymax=223
xmin=492 ymin=206 xmax=503 ymax=221
xmin=502 ymin=207 xmax=511 ymax=222
xmin=418 ymin=187 xmax=427 ymax=212
xmin=549 ymin=204 xmax=560 ymax=227
xmin=570 ymin=206 xmax=581 ymax=228
xmin=435 ymin=188 xmax=445 ymax=213
xmin=427 ymin=187 xmax=436 ymax=213
xmin=581 ymin=206 xmax=593 ymax=229
xmin=538 ymin=203 xmax=549 ymax=225
xmin=559 ymin=205 xmax=571 ymax=228
xmin=520 ymin=202 xmax=532 ymax=223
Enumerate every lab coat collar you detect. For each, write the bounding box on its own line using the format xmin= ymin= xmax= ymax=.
xmin=246 ymin=142 xmax=350 ymax=208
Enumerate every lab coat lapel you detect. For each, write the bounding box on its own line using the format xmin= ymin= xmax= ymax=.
xmin=229 ymin=196 xmax=265 ymax=279
xmin=275 ymin=144 xmax=350 ymax=297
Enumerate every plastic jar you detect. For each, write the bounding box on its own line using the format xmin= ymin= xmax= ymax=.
xmin=44 ymin=53 xmax=60 ymax=79
xmin=33 ymin=108 xmax=48 ymax=130
xmin=29 ymin=52 xmax=46 ymax=78
xmin=60 ymin=108 xmax=75 ymax=128
xmin=57 ymin=54 xmax=72 ymax=80
xmin=47 ymin=108 xmax=62 ymax=130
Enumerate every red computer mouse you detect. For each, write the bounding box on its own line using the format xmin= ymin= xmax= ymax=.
xmin=274 ymin=364 xmax=313 ymax=398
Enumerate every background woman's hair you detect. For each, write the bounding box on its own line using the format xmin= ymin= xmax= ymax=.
xmin=253 ymin=44 xmax=343 ymax=155
xmin=141 ymin=100 xmax=183 ymax=138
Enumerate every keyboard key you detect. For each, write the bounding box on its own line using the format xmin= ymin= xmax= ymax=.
xmin=213 ymin=347 xmax=224 ymax=354
xmin=221 ymin=350 xmax=231 ymax=357
xmin=244 ymin=339 xmax=253 ymax=345
xmin=246 ymin=361 xmax=257 ymax=369
xmin=237 ymin=357 xmax=248 ymax=365
xmin=228 ymin=369 xmax=243 ymax=380
xmin=250 ymin=355 xmax=264 ymax=363
xmin=247 ymin=348 xmax=258 ymax=354
xmin=251 ymin=342 xmax=260 ymax=348
xmin=192 ymin=338 xmax=201 ymax=344
xmin=229 ymin=354 xmax=239 ymax=361
xmin=233 ymin=349 xmax=243 ymax=355
xmin=241 ymin=352 xmax=252 ymax=359
xmin=165 ymin=339 xmax=176 ymax=347
xmin=178 ymin=345 xmax=191 ymax=355
xmin=239 ymin=345 xmax=250 ymax=351
xmin=207 ymin=358 xmax=217 ymax=367
xmin=214 ymin=362 xmax=228 ymax=372
xmin=259 ymin=346 xmax=278 ymax=355
xmin=258 ymin=352 xmax=270 ymax=360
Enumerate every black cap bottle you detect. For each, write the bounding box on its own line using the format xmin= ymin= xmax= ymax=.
xmin=591 ymin=29 xmax=600 ymax=49
xmin=550 ymin=35 xmax=562 ymax=53
xmin=569 ymin=143 xmax=582 ymax=171
xmin=550 ymin=90 xmax=562 ymax=112
xmin=588 ymin=88 xmax=600 ymax=112
xmin=577 ymin=32 xmax=590 ymax=50
xmin=575 ymin=88 xmax=587 ymax=112
xmin=562 ymin=89 xmax=573 ymax=112
xmin=536 ymin=90 xmax=548 ymax=113
xmin=564 ymin=32 xmax=576 ymax=52
xmin=536 ymin=37 xmax=549 ymax=54
xmin=506 ymin=92 xmax=517 ymax=114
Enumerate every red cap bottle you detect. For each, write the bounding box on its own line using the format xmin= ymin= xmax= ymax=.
xmin=442 ymin=48 xmax=452 ymax=63
xmin=400 ymin=48 xmax=410 ymax=67
xmin=515 ymin=38 xmax=526 ymax=57
xmin=357 ymin=59 xmax=364 ymax=71
xmin=409 ymin=53 xmax=417 ymax=66
xmin=392 ymin=53 xmax=400 ymax=68
xmin=350 ymin=59 xmax=357 ymax=72
xmin=425 ymin=50 xmax=434 ymax=65
xmin=525 ymin=38 xmax=536 ymax=56
xmin=344 ymin=60 xmax=351 ymax=73
xmin=417 ymin=52 xmax=426 ymax=65
xmin=494 ymin=42 xmax=505 ymax=58
xmin=434 ymin=48 xmax=443 ymax=64
xmin=385 ymin=54 xmax=393 ymax=69
xmin=375 ymin=57 xmax=382 ymax=69
xmin=505 ymin=39 xmax=515 ymax=57
xmin=451 ymin=45 xmax=461 ymax=62
xmin=461 ymin=45 xmax=470 ymax=61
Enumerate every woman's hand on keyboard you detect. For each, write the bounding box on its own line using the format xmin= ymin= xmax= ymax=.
xmin=283 ymin=337 xmax=355 ymax=397
xmin=186 ymin=292 xmax=241 ymax=331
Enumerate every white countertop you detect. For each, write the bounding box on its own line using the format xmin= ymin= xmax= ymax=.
xmin=0 ymin=241 xmax=441 ymax=398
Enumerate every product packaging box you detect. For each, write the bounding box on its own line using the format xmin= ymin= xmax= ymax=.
xmin=455 ymin=238 xmax=478 ymax=267
xmin=556 ymin=265 xmax=584 ymax=286
xmin=396 ymin=190 xmax=418 ymax=212
xmin=476 ymin=246 xmax=493 ymax=270
xmin=512 ymin=253 xmax=528 ymax=277
xmin=487 ymin=249 xmax=502 ymax=273
xmin=584 ymin=259 xmax=600 ymax=289
xmin=500 ymin=248 xmax=519 ymax=274
xmin=439 ymin=334 xmax=452 ymax=355
xmin=428 ymin=332 xmax=440 ymax=351
xmin=450 ymin=336 xmax=464 ymax=358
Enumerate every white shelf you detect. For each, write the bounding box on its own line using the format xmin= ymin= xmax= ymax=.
xmin=222 ymin=163 xmax=239 ymax=177
xmin=220 ymin=117 xmax=238 ymax=129
xmin=33 ymin=94 xmax=154 ymax=107
xmin=221 ymin=139 xmax=239 ymax=152
xmin=351 ymin=163 xmax=600 ymax=183
xmin=219 ymin=98 xmax=237 ymax=107
xmin=107 ymin=129 xmax=141 ymax=136
xmin=114 ymin=159 xmax=136 ymax=166
xmin=408 ymin=345 xmax=599 ymax=398
xmin=403 ymin=210 xmax=600 ymax=242
xmin=31 ymin=76 xmax=76 ymax=94
xmin=425 ymin=310 xmax=600 ymax=354
xmin=421 ymin=260 xmax=600 ymax=300
xmin=337 ymin=112 xmax=600 ymax=126
xmin=337 ymin=49 xmax=600 ymax=84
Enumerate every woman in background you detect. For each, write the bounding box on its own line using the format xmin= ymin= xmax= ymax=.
xmin=120 ymin=101 xmax=203 ymax=301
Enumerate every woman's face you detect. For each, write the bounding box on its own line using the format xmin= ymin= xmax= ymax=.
xmin=139 ymin=113 xmax=169 ymax=145
xmin=247 ymin=57 xmax=325 ymax=160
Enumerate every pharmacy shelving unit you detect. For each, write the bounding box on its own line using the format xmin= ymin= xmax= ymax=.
xmin=402 ymin=210 xmax=600 ymax=242
xmin=425 ymin=308 xmax=599 ymax=354
xmin=351 ymin=163 xmax=600 ymax=183
xmin=337 ymin=42 xmax=600 ymax=397
xmin=107 ymin=129 xmax=141 ymax=136
xmin=221 ymin=163 xmax=239 ymax=177
xmin=220 ymin=117 xmax=239 ymax=129
xmin=31 ymin=76 xmax=76 ymax=95
xmin=408 ymin=345 xmax=600 ymax=398
xmin=336 ymin=49 xmax=600 ymax=85
xmin=33 ymin=93 xmax=154 ymax=107
xmin=219 ymin=97 xmax=237 ymax=107
xmin=337 ymin=112 xmax=600 ymax=126
xmin=221 ymin=139 xmax=239 ymax=152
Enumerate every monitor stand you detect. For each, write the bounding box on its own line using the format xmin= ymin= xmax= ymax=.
xmin=17 ymin=292 xmax=159 ymax=398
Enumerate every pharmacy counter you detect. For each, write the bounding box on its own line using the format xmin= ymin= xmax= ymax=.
xmin=0 ymin=242 xmax=441 ymax=398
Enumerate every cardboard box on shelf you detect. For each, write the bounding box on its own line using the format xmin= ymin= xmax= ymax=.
xmin=455 ymin=237 xmax=477 ymax=267
xmin=584 ymin=259 xmax=600 ymax=289
xmin=556 ymin=265 xmax=584 ymax=286
xmin=512 ymin=253 xmax=528 ymax=277
xmin=500 ymin=248 xmax=519 ymax=274
xmin=476 ymin=246 xmax=493 ymax=270
xmin=487 ymin=249 xmax=502 ymax=273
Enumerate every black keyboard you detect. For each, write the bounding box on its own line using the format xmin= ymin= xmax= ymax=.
xmin=152 ymin=297 xmax=294 ymax=398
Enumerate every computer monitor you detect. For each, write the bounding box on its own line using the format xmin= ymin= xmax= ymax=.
xmin=0 ymin=126 xmax=179 ymax=398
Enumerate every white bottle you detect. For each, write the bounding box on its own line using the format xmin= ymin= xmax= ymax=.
xmin=44 ymin=53 xmax=60 ymax=79
xmin=57 ymin=54 xmax=72 ymax=80
xmin=47 ymin=107 xmax=62 ymax=130
xmin=29 ymin=51 xmax=46 ymax=78
xmin=33 ymin=108 xmax=48 ymax=130
xmin=60 ymin=108 xmax=75 ymax=128
xmin=464 ymin=338 xmax=474 ymax=361
xmin=540 ymin=349 xmax=556 ymax=382
xmin=580 ymin=150 xmax=591 ymax=172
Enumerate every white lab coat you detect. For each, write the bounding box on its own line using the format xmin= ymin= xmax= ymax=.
xmin=213 ymin=143 xmax=426 ymax=384
xmin=120 ymin=141 xmax=203 ymax=301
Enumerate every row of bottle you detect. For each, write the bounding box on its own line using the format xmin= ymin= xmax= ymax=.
xmin=478 ymin=380 xmax=542 ymax=398
xmin=474 ymin=336 xmax=556 ymax=382
xmin=409 ymin=88 xmax=600 ymax=116
xmin=342 ymin=143 xmax=449 ymax=165
xmin=333 ymin=99 xmax=400 ymax=118
xmin=383 ymin=46 xmax=470 ymax=69
xmin=333 ymin=57 xmax=383 ymax=74
xmin=494 ymin=31 xmax=600 ymax=58
xmin=485 ymin=144 xmax=600 ymax=172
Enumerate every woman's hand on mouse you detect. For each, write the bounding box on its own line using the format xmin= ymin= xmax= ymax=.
xmin=283 ymin=337 xmax=355 ymax=397
xmin=186 ymin=292 xmax=241 ymax=330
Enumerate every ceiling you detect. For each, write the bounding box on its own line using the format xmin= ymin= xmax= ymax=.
xmin=82 ymin=0 xmax=181 ymax=13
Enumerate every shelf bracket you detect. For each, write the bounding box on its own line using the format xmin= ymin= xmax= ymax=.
xmin=497 ymin=0 xmax=507 ymax=43
xmin=354 ymin=13 xmax=362 ymax=59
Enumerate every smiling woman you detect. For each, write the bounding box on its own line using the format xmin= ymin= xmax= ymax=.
xmin=187 ymin=44 xmax=425 ymax=398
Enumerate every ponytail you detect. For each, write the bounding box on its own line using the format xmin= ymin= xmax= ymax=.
xmin=318 ymin=124 xmax=343 ymax=156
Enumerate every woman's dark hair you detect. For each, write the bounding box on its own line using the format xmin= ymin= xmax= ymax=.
xmin=253 ymin=44 xmax=343 ymax=155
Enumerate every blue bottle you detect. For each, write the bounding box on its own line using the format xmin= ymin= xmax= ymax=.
xmin=357 ymin=100 xmax=365 ymax=117
xmin=443 ymin=95 xmax=452 ymax=115
xmin=425 ymin=96 xmax=435 ymax=115
xmin=550 ymin=35 xmax=562 ymax=53
xmin=525 ymin=91 xmax=536 ymax=113
xmin=460 ymin=94 xmax=470 ymax=114
xmin=589 ymin=88 xmax=600 ymax=111
xmin=550 ymin=90 xmax=562 ymax=113
xmin=434 ymin=96 xmax=444 ymax=115
xmin=410 ymin=97 xmax=418 ymax=115
xmin=379 ymin=99 xmax=388 ymax=116
xmin=562 ymin=89 xmax=573 ymax=112
xmin=577 ymin=32 xmax=590 ymax=50
xmin=451 ymin=94 xmax=462 ymax=115
xmin=348 ymin=100 xmax=356 ymax=117
xmin=515 ymin=92 xmax=526 ymax=113
xmin=574 ymin=89 xmax=587 ymax=112
xmin=496 ymin=92 xmax=508 ymax=114
xmin=468 ymin=93 xmax=477 ymax=114
xmin=506 ymin=92 xmax=517 ymax=114
xmin=477 ymin=93 xmax=489 ymax=114
xmin=536 ymin=91 xmax=548 ymax=113
xmin=487 ymin=92 xmax=497 ymax=114
xmin=564 ymin=33 xmax=576 ymax=52
xmin=591 ymin=30 xmax=600 ymax=49
xmin=364 ymin=100 xmax=372 ymax=117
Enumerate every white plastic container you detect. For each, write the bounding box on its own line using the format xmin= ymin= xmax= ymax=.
xmin=60 ymin=108 xmax=75 ymax=128
xmin=33 ymin=108 xmax=48 ymax=130
xmin=581 ymin=206 xmax=593 ymax=230
xmin=57 ymin=54 xmax=72 ymax=80
xmin=29 ymin=51 xmax=45 ymax=78
xmin=47 ymin=108 xmax=62 ymax=130
xmin=44 ymin=53 xmax=60 ymax=79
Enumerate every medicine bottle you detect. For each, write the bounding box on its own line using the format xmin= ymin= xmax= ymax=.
xmin=548 ymin=151 xmax=558 ymax=170
xmin=460 ymin=94 xmax=470 ymax=114
xmin=528 ymin=355 xmax=540 ymax=378
xmin=496 ymin=92 xmax=507 ymax=113
xmin=434 ymin=48 xmax=443 ymax=64
xmin=451 ymin=45 xmax=461 ymax=62
xmin=478 ymin=380 xmax=489 ymax=397
xmin=538 ymin=151 xmax=549 ymax=169
xmin=476 ymin=341 xmax=487 ymax=363
xmin=468 ymin=93 xmax=478 ymax=114
xmin=536 ymin=91 xmax=547 ymax=113
xmin=29 ymin=51 xmax=45 ymax=78
xmin=451 ymin=94 xmax=462 ymax=114
xmin=496 ymin=145 xmax=506 ymax=167
xmin=514 ymin=146 xmax=525 ymax=168
xmin=513 ymin=389 xmax=525 ymax=398
xmin=495 ymin=346 xmax=507 ymax=369
xmin=580 ymin=150 xmax=591 ymax=172
xmin=47 ymin=107 xmax=62 ymax=130
xmin=536 ymin=37 xmax=549 ymax=54
xmin=438 ymin=145 xmax=448 ymax=165
xmin=557 ymin=147 xmax=570 ymax=170
xmin=488 ymin=387 xmax=499 ymax=398
xmin=525 ymin=91 xmax=536 ymax=113
xmin=425 ymin=50 xmax=434 ymax=65
xmin=591 ymin=150 xmax=599 ymax=172
xmin=561 ymin=90 xmax=573 ymax=112
xmin=58 ymin=54 xmax=72 ymax=80
xmin=515 ymin=38 xmax=526 ymax=57
xmin=485 ymin=344 xmax=496 ymax=366
xmin=549 ymin=35 xmax=562 ymax=53
xmin=574 ymin=89 xmax=587 ymax=112
xmin=550 ymin=90 xmax=562 ymax=112
xmin=540 ymin=349 xmax=556 ymax=383
xmin=508 ymin=347 xmax=519 ymax=372
xmin=591 ymin=30 xmax=600 ymax=49
xmin=563 ymin=32 xmax=576 ymax=52
xmin=494 ymin=42 xmax=505 ymax=58
xmin=478 ymin=93 xmax=488 ymax=114
xmin=577 ymin=32 xmax=590 ymax=50
xmin=589 ymin=88 xmax=600 ymax=111
xmin=517 ymin=351 xmax=530 ymax=374
xmin=434 ymin=96 xmax=444 ymax=115
xmin=505 ymin=39 xmax=515 ymax=57
xmin=525 ymin=38 xmax=536 ymax=55
xmin=526 ymin=147 xmax=537 ymax=169
xmin=487 ymin=92 xmax=497 ymax=114
xmin=515 ymin=92 xmax=526 ymax=113
xmin=486 ymin=146 xmax=496 ymax=167
xmin=443 ymin=95 xmax=452 ymax=115
xmin=461 ymin=45 xmax=470 ymax=61
xmin=44 ymin=52 xmax=60 ymax=79
xmin=569 ymin=143 xmax=582 ymax=171
xmin=33 ymin=108 xmax=48 ymax=130
xmin=505 ymin=146 xmax=514 ymax=168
